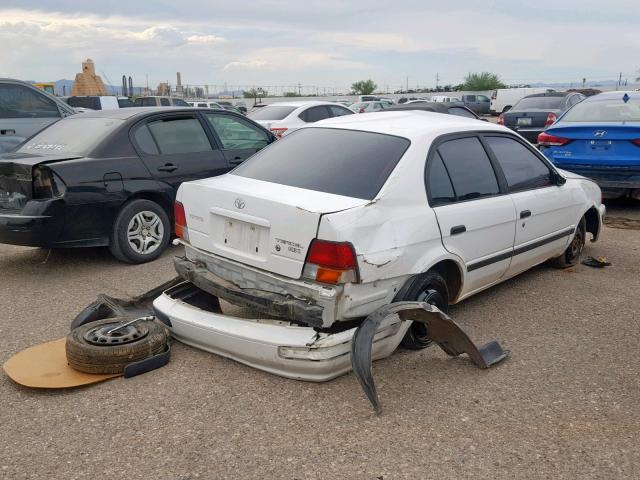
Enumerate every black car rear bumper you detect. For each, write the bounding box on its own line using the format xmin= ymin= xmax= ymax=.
xmin=507 ymin=126 xmax=543 ymax=143
xmin=0 ymin=199 xmax=65 ymax=247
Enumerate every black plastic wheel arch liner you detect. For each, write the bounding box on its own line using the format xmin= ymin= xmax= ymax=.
xmin=70 ymin=277 xmax=184 ymax=330
xmin=351 ymin=301 xmax=508 ymax=414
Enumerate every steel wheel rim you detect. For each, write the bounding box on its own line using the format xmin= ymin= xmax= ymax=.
xmin=127 ymin=211 xmax=164 ymax=255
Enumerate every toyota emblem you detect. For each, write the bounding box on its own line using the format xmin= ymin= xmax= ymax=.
xmin=234 ymin=198 xmax=246 ymax=209
xmin=594 ymin=130 xmax=607 ymax=138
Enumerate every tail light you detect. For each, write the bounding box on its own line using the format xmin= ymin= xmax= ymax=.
xmin=270 ymin=127 xmax=288 ymax=138
xmin=497 ymin=113 xmax=504 ymax=125
xmin=302 ymin=239 xmax=359 ymax=285
xmin=537 ymin=132 xmax=571 ymax=146
xmin=545 ymin=112 xmax=557 ymax=126
xmin=32 ymin=166 xmax=66 ymax=199
xmin=632 ymin=139 xmax=640 ymax=147
xmin=491 ymin=91 xmax=497 ymax=100
xmin=174 ymin=201 xmax=189 ymax=241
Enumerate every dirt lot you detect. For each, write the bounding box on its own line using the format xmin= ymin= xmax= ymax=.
xmin=1 ymin=201 xmax=638 ymax=479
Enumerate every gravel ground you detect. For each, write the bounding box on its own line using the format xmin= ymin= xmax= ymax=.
xmin=1 ymin=201 xmax=638 ymax=479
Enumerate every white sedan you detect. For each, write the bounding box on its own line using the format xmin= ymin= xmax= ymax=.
xmin=246 ymin=101 xmax=353 ymax=137
xmin=156 ymin=111 xmax=605 ymax=381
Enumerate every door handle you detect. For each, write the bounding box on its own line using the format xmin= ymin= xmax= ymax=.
xmin=450 ymin=225 xmax=466 ymax=235
xmin=520 ymin=210 xmax=531 ymax=219
xmin=157 ymin=163 xmax=178 ymax=172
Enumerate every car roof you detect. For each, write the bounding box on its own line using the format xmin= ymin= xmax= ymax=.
xmin=522 ymin=92 xmax=570 ymax=98
xmin=386 ymin=102 xmax=450 ymax=113
xmin=261 ymin=101 xmax=342 ymax=108
xmin=315 ymin=110 xmax=504 ymax=138
xmin=65 ymin=107 xmax=219 ymax=120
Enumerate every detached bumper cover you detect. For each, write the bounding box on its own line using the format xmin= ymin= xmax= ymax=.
xmin=152 ymin=282 xmax=409 ymax=382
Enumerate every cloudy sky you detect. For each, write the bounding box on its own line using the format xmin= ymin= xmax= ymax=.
xmin=1 ymin=0 xmax=639 ymax=91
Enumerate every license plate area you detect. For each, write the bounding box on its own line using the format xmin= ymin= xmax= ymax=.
xmin=221 ymin=218 xmax=268 ymax=256
xmin=589 ymin=139 xmax=614 ymax=152
xmin=517 ymin=117 xmax=532 ymax=126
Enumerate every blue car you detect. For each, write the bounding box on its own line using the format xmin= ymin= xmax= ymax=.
xmin=538 ymin=91 xmax=640 ymax=198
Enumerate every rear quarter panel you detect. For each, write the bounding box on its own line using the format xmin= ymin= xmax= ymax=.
xmin=317 ymin=138 xmax=464 ymax=285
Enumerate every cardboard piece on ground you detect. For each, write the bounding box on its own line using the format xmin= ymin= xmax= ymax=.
xmin=3 ymin=338 xmax=120 ymax=388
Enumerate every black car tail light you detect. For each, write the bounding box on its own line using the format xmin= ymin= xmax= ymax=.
xmin=32 ymin=166 xmax=66 ymax=199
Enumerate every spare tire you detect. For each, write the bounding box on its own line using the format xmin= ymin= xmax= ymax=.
xmin=66 ymin=317 xmax=168 ymax=374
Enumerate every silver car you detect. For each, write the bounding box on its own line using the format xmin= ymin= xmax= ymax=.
xmin=0 ymin=79 xmax=76 ymax=153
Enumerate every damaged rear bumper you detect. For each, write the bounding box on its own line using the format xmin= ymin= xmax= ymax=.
xmin=152 ymin=281 xmax=410 ymax=382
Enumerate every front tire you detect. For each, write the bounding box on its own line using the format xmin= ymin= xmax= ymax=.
xmin=109 ymin=199 xmax=170 ymax=264
xmin=398 ymin=271 xmax=450 ymax=350
xmin=550 ymin=217 xmax=586 ymax=268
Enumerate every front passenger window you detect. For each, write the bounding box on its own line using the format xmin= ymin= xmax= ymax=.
xmin=0 ymin=84 xmax=61 ymax=118
xmin=485 ymin=136 xmax=552 ymax=191
xmin=205 ymin=114 xmax=270 ymax=150
xmin=437 ymin=137 xmax=500 ymax=201
xmin=147 ymin=117 xmax=212 ymax=154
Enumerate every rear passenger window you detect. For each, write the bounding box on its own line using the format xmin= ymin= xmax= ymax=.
xmin=147 ymin=117 xmax=212 ymax=154
xmin=485 ymin=136 xmax=552 ymax=191
xmin=132 ymin=123 xmax=159 ymax=155
xmin=448 ymin=107 xmax=476 ymax=118
xmin=329 ymin=105 xmax=353 ymax=117
xmin=427 ymin=152 xmax=456 ymax=206
xmin=160 ymin=98 xmax=170 ymax=106
xmin=437 ymin=137 xmax=500 ymax=201
xmin=301 ymin=106 xmax=331 ymax=122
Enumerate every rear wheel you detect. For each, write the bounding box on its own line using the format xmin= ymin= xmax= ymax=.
xmin=399 ymin=271 xmax=449 ymax=350
xmin=109 ymin=199 xmax=170 ymax=264
xmin=550 ymin=217 xmax=586 ymax=268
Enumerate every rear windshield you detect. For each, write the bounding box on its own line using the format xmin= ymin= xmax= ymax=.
xmin=561 ymin=97 xmax=640 ymax=122
xmin=248 ymin=106 xmax=297 ymax=121
xmin=17 ymin=117 xmax=124 ymax=155
xmin=232 ymin=128 xmax=411 ymax=200
xmin=514 ymin=96 xmax=564 ymax=110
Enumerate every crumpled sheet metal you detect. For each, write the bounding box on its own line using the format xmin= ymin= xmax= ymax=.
xmin=70 ymin=277 xmax=183 ymax=330
xmin=351 ymin=301 xmax=508 ymax=414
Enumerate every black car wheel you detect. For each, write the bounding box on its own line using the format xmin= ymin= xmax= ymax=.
xmin=550 ymin=216 xmax=586 ymax=269
xmin=109 ymin=199 xmax=170 ymax=264
xmin=398 ymin=271 xmax=450 ymax=350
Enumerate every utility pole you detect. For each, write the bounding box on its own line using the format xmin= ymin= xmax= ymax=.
xmin=405 ymin=76 xmax=408 ymax=92
xmin=298 ymin=82 xmax=302 ymax=95
xmin=618 ymin=72 xmax=623 ymax=89
xmin=435 ymin=72 xmax=440 ymax=90
xmin=582 ymin=77 xmax=586 ymax=88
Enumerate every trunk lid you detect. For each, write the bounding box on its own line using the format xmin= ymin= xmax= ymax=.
xmin=546 ymin=123 xmax=640 ymax=167
xmin=504 ymin=109 xmax=561 ymax=129
xmin=0 ymin=152 xmax=81 ymax=211
xmin=180 ymin=174 xmax=368 ymax=279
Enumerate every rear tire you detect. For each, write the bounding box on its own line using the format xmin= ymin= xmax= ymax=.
xmin=398 ymin=271 xmax=450 ymax=350
xmin=109 ymin=199 xmax=170 ymax=264
xmin=550 ymin=217 xmax=586 ymax=268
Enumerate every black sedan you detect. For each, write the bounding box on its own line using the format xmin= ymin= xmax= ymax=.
xmin=0 ymin=107 xmax=275 ymax=263
xmin=497 ymin=92 xmax=585 ymax=143
xmin=383 ymin=101 xmax=485 ymax=119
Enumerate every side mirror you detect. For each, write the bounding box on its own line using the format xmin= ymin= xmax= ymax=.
xmin=553 ymin=171 xmax=566 ymax=186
